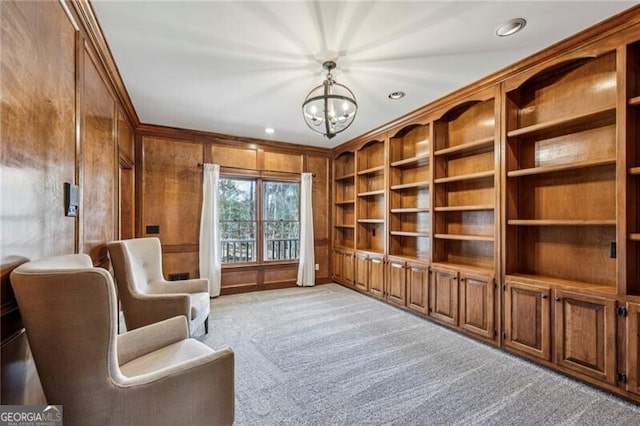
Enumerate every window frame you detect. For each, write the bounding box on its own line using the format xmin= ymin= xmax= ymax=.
xmin=219 ymin=173 xmax=301 ymax=268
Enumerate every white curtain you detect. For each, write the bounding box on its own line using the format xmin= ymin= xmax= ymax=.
xmin=199 ymin=163 xmax=221 ymax=297
xmin=297 ymin=172 xmax=315 ymax=287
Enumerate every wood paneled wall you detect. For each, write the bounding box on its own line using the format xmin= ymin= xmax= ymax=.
xmin=137 ymin=126 xmax=332 ymax=293
xmin=0 ymin=0 xmax=137 ymax=404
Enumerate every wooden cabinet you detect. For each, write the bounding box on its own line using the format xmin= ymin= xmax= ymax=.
xmin=554 ymin=290 xmax=617 ymax=384
xmin=332 ymin=248 xmax=354 ymax=287
xmin=504 ymin=279 xmax=551 ymax=361
xmin=627 ymin=302 xmax=640 ymax=396
xmin=429 ymin=265 xmax=459 ymax=326
xmin=388 ymin=123 xmax=431 ymax=262
xmin=387 ymin=257 xmax=407 ymax=307
xmin=369 ymin=255 xmax=385 ymax=299
xmin=354 ymin=252 xmax=368 ymax=292
xmin=353 ymin=251 xmax=385 ymax=298
xmin=407 ymin=261 xmax=429 ymax=314
xmin=459 ymin=271 xmax=494 ymax=341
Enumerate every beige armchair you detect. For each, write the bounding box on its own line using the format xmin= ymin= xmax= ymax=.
xmin=10 ymin=254 xmax=234 ymax=426
xmin=107 ymin=238 xmax=210 ymax=335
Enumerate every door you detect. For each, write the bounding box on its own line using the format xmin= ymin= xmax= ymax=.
xmin=459 ymin=271 xmax=494 ymax=341
xmin=554 ymin=290 xmax=616 ymax=385
xmin=354 ymin=252 xmax=368 ymax=291
xmin=368 ymin=255 xmax=385 ymax=299
xmin=387 ymin=258 xmax=406 ymax=307
xmin=407 ymin=261 xmax=428 ymax=314
xmin=627 ymin=302 xmax=640 ymax=396
xmin=429 ymin=266 xmax=458 ymax=326
xmin=504 ymin=280 xmax=551 ymax=361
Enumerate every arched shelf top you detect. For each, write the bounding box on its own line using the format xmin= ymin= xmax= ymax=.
xmin=510 ymin=56 xmax=597 ymax=92
xmin=438 ymin=100 xmax=485 ymax=122
xmin=389 ymin=122 xmax=430 ymax=140
xmin=357 ymin=139 xmax=385 ymax=152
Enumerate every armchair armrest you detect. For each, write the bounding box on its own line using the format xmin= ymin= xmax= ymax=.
xmin=117 ymin=316 xmax=189 ymax=365
xmin=125 ymin=293 xmax=191 ymax=330
xmin=148 ymin=278 xmax=209 ymax=294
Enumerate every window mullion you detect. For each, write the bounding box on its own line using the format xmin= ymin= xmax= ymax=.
xmin=257 ymin=178 xmax=264 ymax=264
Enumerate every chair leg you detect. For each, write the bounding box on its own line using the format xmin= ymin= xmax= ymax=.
xmin=204 ymin=315 xmax=209 ymax=334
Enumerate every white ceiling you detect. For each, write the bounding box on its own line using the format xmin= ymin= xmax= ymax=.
xmin=92 ymin=1 xmax=637 ymax=148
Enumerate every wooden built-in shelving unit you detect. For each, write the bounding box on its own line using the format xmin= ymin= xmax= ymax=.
xmin=356 ymin=140 xmax=386 ymax=254
xmin=330 ymin=12 xmax=640 ymax=403
xmin=388 ymin=123 xmax=431 ymax=261
xmin=505 ymin=52 xmax=618 ymax=291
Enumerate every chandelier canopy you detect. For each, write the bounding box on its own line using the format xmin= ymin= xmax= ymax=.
xmin=302 ymin=61 xmax=357 ymax=139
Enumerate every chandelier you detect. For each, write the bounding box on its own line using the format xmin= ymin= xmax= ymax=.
xmin=302 ymin=61 xmax=357 ymax=139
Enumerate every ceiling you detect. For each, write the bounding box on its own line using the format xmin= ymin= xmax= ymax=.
xmin=92 ymin=1 xmax=637 ymax=149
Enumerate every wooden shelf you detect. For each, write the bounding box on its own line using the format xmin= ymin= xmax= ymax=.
xmin=357 ymin=165 xmax=384 ymax=176
xmin=508 ymin=219 xmax=616 ymax=226
xmin=334 ymin=173 xmax=355 ymax=181
xmin=507 ymin=157 xmax=616 ymax=178
xmin=507 ymin=105 xmax=615 ymax=138
xmin=630 ymin=167 xmax=640 ymax=175
xmin=334 ymin=200 xmax=355 ymax=205
xmin=357 ymin=219 xmax=384 ymax=224
xmin=630 ymin=233 xmax=640 ymax=241
xmin=434 ymin=233 xmax=494 ymax=242
xmin=390 ymin=153 xmax=429 ymax=168
xmin=434 ymin=170 xmax=494 ymax=184
xmin=390 ymin=231 xmax=429 ymax=237
xmin=506 ymin=273 xmax=616 ymax=295
xmin=434 ymin=204 xmax=493 ymax=212
xmin=433 ymin=261 xmax=494 ymax=275
xmin=390 ymin=181 xmax=430 ymax=191
xmin=390 ymin=207 xmax=430 ymax=213
xmin=357 ymin=189 xmax=385 ymax=197
xmin=334 ymin=224 xmax=355 ymax=229
xmin=629 ymin=96 xmax=640 ymax=107
xmin=434 ymin=136 xmax=494 ymax=157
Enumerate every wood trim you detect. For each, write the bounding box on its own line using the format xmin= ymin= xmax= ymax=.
xmin=137 ymin=123 xmax=331 ymax=156
xmin=66 ymin=0 xmax=139 ymax=129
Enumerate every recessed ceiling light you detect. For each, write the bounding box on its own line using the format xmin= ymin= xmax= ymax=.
xmin=495 ymin=18 xmax=527 ymax=37
xmin=265 ymin=127 xmax=275 ymax=134
xmin=388 ymin=91 xmax=405 ymax=100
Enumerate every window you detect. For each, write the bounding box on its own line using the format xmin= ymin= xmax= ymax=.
xmin=219 ymin=178 xmax=256 ymax=263
xmin=218 ymin=178 xmax=299 ymax=264
xmin=263 ymin=181 xmax=300 ymax=261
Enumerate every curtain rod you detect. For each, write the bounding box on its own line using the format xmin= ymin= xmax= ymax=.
xmin=197 ymin=163 xmax=315 ymax=177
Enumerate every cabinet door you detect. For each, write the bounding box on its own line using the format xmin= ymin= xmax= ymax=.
xmin=343 ymin=250 xmax=354 ymax=286
xmin=504 ymin=281 xmax=551 ymax=360
xmin=354 ymin=253 xmax=368 ymax=291
xmin=332 ymin=249 xmax=343 ymax=282
xmin=429 ymin=266 xmax=458 ymax=326
xmin=459 ymin=271 xmax=494 ymax=340
xmin=628 ymin=303 xmax=640 ymax=396
xmin=368 ymin=256 xmax=385 ymax=299
xmin=387 ymin=260 xmax=406 ymax=307
xmin=407 ymin=262 xmax=428 ymax=314
xmin=554 ymin=290 xmax=616 ymax=385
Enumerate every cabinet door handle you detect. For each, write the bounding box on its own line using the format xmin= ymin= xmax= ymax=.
xmin=460 ymin=277 xmax=466 ymax=282
xmin=541 ymin=295 xmax=548 ymax=299
xmin=555 ymin=297 xmax=562 ymax=302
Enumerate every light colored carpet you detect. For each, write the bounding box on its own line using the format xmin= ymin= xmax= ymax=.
xmin=200 ymin=283 xmax=640 ymax=425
